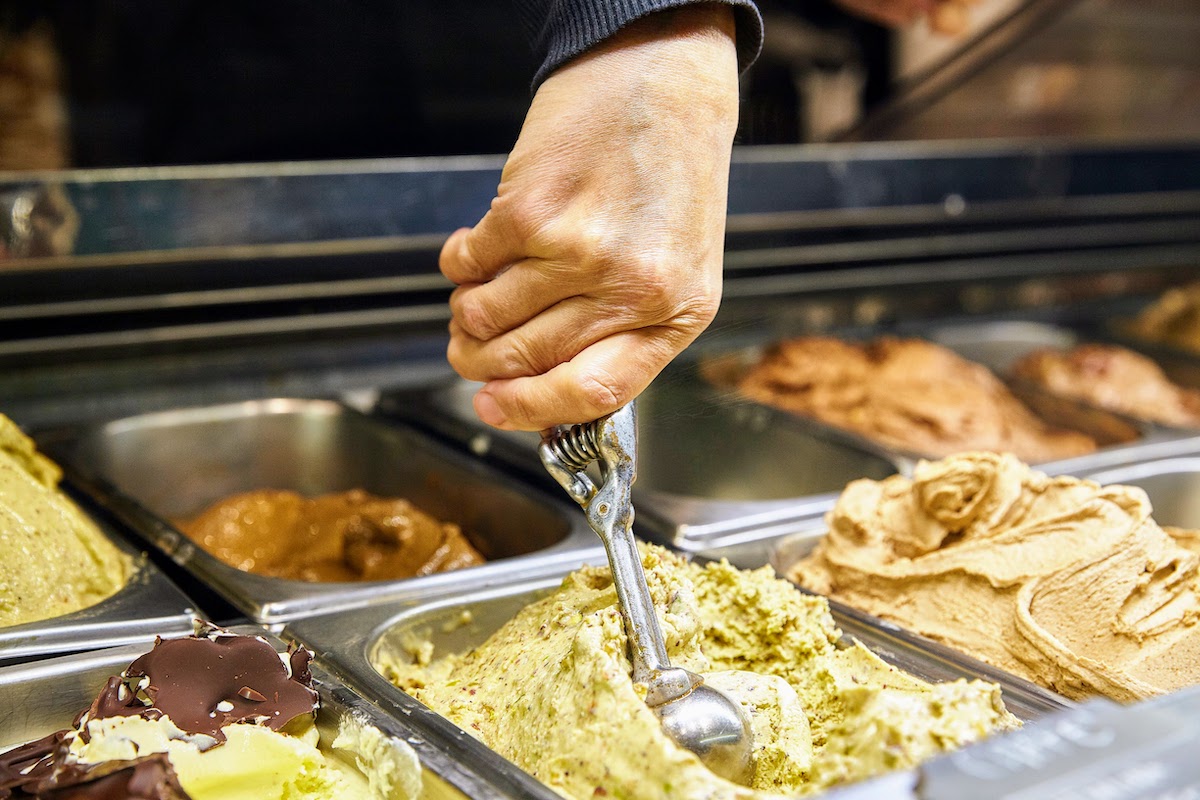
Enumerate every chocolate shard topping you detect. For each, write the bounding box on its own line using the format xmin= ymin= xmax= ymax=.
xmin=236 ymin=687 xmax=267 ymax=702
xmin=90 ymin=632 xmax=319 ymax=743
xmin=37 ymin=755 xmax=193 ymax=800
xmin=289 ymin=647 xmax=313 ymax=686
xmin=0 ymin=732 xmax=65 ymax=797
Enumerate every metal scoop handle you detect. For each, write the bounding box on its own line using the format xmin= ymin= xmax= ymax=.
xmin=541 ymin=402 xmax=755 ymax=785
xmin=540 ymin=403 xmax=701 ymax=703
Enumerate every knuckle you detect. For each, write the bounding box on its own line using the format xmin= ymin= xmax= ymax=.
xmin=499 ymin=195 xmax=553 ymax=250
xmin=455 ymin=295 xmax=502 ymax=341
xmin=504 ymin=387 xmax=541 ymax=428
xmin=501 ymin=335 xmax=548 ymax=378
xmin=445 ymin=340 xmax=482 ymax=381
xmin=577 ymin=369 xmax=634 ymax=417
xmin=679 ymin=280 xmax=722 ymax=327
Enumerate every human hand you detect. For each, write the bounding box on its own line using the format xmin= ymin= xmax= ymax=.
xmin=439 ymin=6 xmax=740 ymax=431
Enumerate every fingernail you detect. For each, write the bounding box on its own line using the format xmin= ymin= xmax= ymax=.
xmin=475 ymin=391 xmax=508 ymax=428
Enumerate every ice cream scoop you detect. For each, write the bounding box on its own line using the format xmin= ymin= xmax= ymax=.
xmin=540 ymin=403 xmax=754 ymax=785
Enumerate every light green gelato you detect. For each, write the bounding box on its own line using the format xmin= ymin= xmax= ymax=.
xmin=0 ymin=413 xmax=130 ymax=627
xmin=381 ymin=544 xmax=1017 ymax=799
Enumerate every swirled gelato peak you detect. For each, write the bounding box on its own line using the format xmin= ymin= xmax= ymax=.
xmin=790 ymin=452 xmax=1200 ymax=702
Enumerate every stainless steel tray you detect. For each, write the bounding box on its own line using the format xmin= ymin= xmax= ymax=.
xmin=0 ymin=627 xmax=556 ymax=800
xmin=379 ymin=377 xmax=905 ymax=553
xmin=0 ymin=511 xmax=196 ymax=667
xmin=38 ymin=399 xmax=604 ymax=624
xmin=1078 ymin=452 xmax=1200 ymax=531
xmin=287 ymin=563 xmax=1070 ymax=795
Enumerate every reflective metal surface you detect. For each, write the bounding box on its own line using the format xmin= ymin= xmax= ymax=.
xmin=381 ymin=376 xmax=902 ymax=554
xmin=0 ymin=517 xmax=196 ymax=666
xmin=541 ymin=404 xmax=755 ymax=783
xmin=0 ymin=627 xmax=546 ymax=800
xmin=851 ymin=0 xmax=1200 ymax=142
xmin=1081 ymin=455 xmax=1200 ymax=531
xmin=39 ymin=399 xmax=602 ymax=623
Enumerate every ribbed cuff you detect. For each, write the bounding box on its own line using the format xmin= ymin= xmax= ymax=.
xmin=528 ymin=0 xmax=763 ymax=90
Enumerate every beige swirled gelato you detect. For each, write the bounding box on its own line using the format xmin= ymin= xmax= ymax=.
xmin=380 ymin=544 xmax=1017 ymax=799
xmin=790 ymin=452 xmax=1200 ymax=702
xmin=1011 ymin=344 xmax=1200 ymax=428
xmin=736 ymin=337 xmax=1097 ymax=462
xmin=1129 ymin=283 xmax=1200 ymax=353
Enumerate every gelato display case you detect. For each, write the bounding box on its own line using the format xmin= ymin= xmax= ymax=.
xmin=2 ymin=137 xmax=1200 ymax=796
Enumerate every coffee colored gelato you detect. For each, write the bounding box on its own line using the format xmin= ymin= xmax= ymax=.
xmin=1129 ymin=283 xmax=1200 ymax=353
xmin=0 ymin=413 xmax=130 ymax=628
xmin=176 ymin=489 xmax=484 ymax=583
xmin=790 ymin=452 xmax=1200 ymax=702
xmin=380 ymin=544 xmax=1017 ymax=800
xmin=736 ymin=336 xmax=1097 ymax=462
xmin=1011 ymin=343 xmax=1200 ymax=428
xmin=0 ymin=626 xmax=420 ymax=800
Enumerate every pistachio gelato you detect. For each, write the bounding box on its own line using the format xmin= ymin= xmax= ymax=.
xmin=790 ymin=452 xmax=1200 ymax=702
xmin=380 ymin=545 xmax=1016 ymax=799
xmin=0 ymin=413 xmax=130 ymax=628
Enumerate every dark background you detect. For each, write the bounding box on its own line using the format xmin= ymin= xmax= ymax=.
xmin=1 ymin=0 xmax=891 ymax=167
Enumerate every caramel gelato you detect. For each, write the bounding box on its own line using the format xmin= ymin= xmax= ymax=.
xmin=176 ymin=489 xmax=484 ymax=583
xmin=736 ymin=336 xmax=1097 ymax=462
xmin=790 ymin=452 xmax=1200 ymax=702
xmin=0 ymin=414 xmax=130 ymax=628
xmin=1129 ymin=283 xmax=1200 ymax=353
xmin=380 ymin=544 xmax=1017 ymax=799
xmin=1011 ymin=343 xmax=1200 ymax=428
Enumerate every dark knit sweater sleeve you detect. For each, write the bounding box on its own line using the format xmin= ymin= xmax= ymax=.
xmin=511 ymin=0 xmax=763 ymax=89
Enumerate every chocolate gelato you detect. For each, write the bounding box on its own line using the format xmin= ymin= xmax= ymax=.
xmin=380 ymin=544 xmax=1017 ymax=799
xmin=0 ymin=626 xmax=419 ymax=800
xmin=175 ymin=489 xmax=484 ymax=583
xmin=1129 ymin=283 xmax=1200 ymax=353
xmin=736 ymin=336 xmax=1097 ymax=462
xmin=1011 ymin=343 xmax=1200 ymax=428
xmin=0 ymin=414 xmax=129 ymax=628
xmin=790 ymin=452 xmax=1200 ymax=702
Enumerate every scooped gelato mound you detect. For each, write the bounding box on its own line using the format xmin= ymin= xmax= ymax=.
xmin=379 ymin=544 xmax=1016 ymax=799
xmin=1011 ymin=343 xmax=1200 ymax=428
xmin=790 ymin=452 xmax=1200 ymax=702
xmin=1129 ymin=283 xmax=1200 ymax=353
xmin=176 ymin=489 xmax=485 ymax=582
xmin=736 ymin=336 xmax=1097 ymax=461
xmin=0 ymin=413 xmax=130 ymax=628
xmin=0 ymin=625 xmax=420 ymax=800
